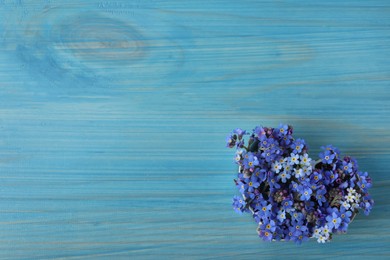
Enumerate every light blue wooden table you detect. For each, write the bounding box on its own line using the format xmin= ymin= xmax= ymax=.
xmin=0 ymin=0 xmax=389 ymax=259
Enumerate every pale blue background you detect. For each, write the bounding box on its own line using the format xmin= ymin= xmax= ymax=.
xmin=0 ymin=0 xmax=389 ymax=259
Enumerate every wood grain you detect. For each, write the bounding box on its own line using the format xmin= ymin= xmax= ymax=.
xmin=0 ymin=0 xmax=389 ymax=259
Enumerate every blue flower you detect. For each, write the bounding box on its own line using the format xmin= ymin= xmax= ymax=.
xmin=258 ymin=229 xmax=274 ymax=241
xmin=280 ymin=134 xmax=293 ymax=146
xmin=291 ymin=211 xmax=304 ymax=222
xmin=324 ymin=170 xmax=338 ymax=185
xmin=227 ymin=123 xmax=373 ymax=244
xmin=253 ymin=126 xmax=265 ymax=139
xmin=292 ymin=233 xmax=310 ymax=244
xmin=260 ymin=219 xmax=277 ymax=233
xmin=232 ymin=195 xmax=247 ymax=214
xmin=246 ymin=175 xmax=260 ymax=192
xmin=256 ymin=201 xmax=272 ymax=218
xmin=282 ymin=199 xmax=294 ymax=212
xmin=326 ymin=212 xmax=342 ymax=230
xmin=361 ymin=195 xmax=374 ymax=215
xmin=342 ymin=160 xmax=353 ymax=174
xmin=310 ymin=170 xmax=322 ymax=183
xmin=357 ymin=173 xmax=372 ymax=192
xmin=315 ymin=188 xmax=327 ymax=206
xmin=339 ymin=207 xmax=352 ymax=224
xmin=298 ymin=186 xmax=313 ymax=201
xmin=226 ymin=133 xmax=236 ymax=148
xmin=233 ymin=128 xmax=247 ymax=140
xmin=242 ymin=152 xmax=259 ymax=170
xmin=321 ymin=144 xmax=340 ymax=158
xmin=268 ymin=173 xmax=281 ymax=190
xmin=253 ymin=168 xmax=267 ymax=182
xmin=319 ymin=150 xmax=335 ymax=164
xmin=291 ymin=138 xmax=305 ymax=154
xmin=276 ymin=123 xmax=288 ymax=136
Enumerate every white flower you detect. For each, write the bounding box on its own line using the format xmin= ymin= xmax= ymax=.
xmin=289 ymin=153 xmax=300 ymax=165
xmin=302 ymin=165 xmax=312 ymax=176
xmin=345 ymin=194 xmax=356 ymax=203
xmin=322 ymin=225 xmax=330 ymax=236
xmin=235 ymin=149 xmax=243 ymax=162
xmin=351 ymin=203 xmax=360 ymax=210
xmin=341 ymin=200 xmax=351 ymax=210
xmin=271 ymin=161 xmax=282 ymax=173
xmin=355 ymin=193 xmax=362 ymax=201
xmin=313 ymin=228 xmax=321 ymax=238
xmin=279 ymin=157 xmax=287 ymax=164
xmin=294 ymin=168 xmax=305 ymax=178
xmin=300 ymin=153 xmax=312 ymax=166
xmin=317 ymin=235 xmax=327 ymax=243
xmin=347 ymin=187 xmax=356 ymax=195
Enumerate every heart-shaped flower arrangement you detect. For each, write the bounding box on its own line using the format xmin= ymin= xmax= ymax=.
xmin=226 ymin=124 xmax=373 ymax=244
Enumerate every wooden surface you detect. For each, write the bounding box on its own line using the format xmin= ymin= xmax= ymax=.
xmin=0 ymin=0 xmax=389 ymax=259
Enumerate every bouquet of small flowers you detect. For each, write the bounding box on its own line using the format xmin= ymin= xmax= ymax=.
xmin=226 ymin=124 xmax=373 ymax=244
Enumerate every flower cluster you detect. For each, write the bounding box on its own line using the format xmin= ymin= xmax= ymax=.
xmin=227 ymin=124 xmax=374 ymax=244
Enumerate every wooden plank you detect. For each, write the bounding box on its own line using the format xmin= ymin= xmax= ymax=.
xmin=0 ymin=0 xmax=389 ymax=258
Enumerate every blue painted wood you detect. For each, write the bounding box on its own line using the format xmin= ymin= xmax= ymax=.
xmin=0 ymin=0 xmax=389 ymax=258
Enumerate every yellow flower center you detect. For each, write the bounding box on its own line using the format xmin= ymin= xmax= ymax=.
xmin=249 ymin=182 xmax=253 ymax=186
